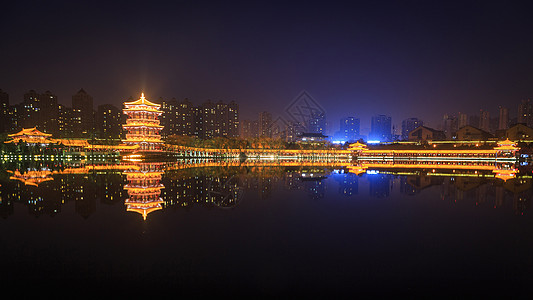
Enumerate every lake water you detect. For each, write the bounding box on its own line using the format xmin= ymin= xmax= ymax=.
xmin=1 ymin=159 xmax=532 ymax=297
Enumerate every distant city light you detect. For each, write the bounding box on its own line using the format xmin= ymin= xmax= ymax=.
xmin=367 ymin=140 xmax=381 ymax=144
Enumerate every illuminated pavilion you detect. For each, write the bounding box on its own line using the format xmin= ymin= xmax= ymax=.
xmin=5 ymin=127 xmax=90 ymax=150
xmin=7 ymin=127 xmax=53 ymax=145
xmin=122 ymin=93 xmax=163 ymax=152
xmin=9 ymin=169 xmax=54 ymax=186
xmin=123 ymin=163 xmax=165 ymax=220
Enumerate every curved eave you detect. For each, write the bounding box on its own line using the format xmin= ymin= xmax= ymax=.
xmin=123 ymin=139 xmax=164 ymax=143
xmin=125 ymin=206 xmax=163 ymax=220
xmin=8 ymin=127 xmax=53 ymax=137
xmin=123 ymin=107 xmax=162 ymax=114
xmin=123 ymin=95 xmax=161 ymax=108
xmin=494 ymin=146 xmax=519 ymax=151
xmin=123 ymin=124 xmax=164 ymax=128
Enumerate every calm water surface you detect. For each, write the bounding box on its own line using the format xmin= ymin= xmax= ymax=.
xmin=1 ymin=160 xmax=532 ymax=297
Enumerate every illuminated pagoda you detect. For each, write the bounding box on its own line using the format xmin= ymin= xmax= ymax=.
xmin=494 ymin=139 xmax=520 ymax=156
xmin=493 ymin=168 xmax=517 ymax=182
xmin=123 ymin=163 xmax=165 ymax=220
xmin=347 ymin=141 xmax=368 ymax=152
xmin=122 ymin=93 xmax=163 ymax=151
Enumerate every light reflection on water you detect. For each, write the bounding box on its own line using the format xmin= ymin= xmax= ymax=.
xmin=0 ymin=159 xmax=530 ymax=218
xmin=0 ymin=159 xmax=532 ymax=297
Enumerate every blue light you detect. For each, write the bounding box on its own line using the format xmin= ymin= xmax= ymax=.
xmin=367 ymin=140 xmax=380 ymax=144
xmin=366 ymin=170 xmax=379 ymax=175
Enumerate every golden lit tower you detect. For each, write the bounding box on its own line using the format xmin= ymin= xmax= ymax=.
xmin=122 ymin=93 xmax=163 ymax=151
xmin=123 ymin=163 xmax=165 ymax=220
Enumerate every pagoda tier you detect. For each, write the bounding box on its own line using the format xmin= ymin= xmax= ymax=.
xmin=122 ymin=93 xmax=163 ymax=152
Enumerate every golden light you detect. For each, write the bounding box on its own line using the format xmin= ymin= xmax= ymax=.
xmin=122 ymin=93 xmax=163 ymax=152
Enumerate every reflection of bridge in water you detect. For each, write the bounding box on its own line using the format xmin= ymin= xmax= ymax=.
xmin=6 ymin=157 xmax=521 ymax=190
xmin=2 ymin=152 xmax=529 ymax=219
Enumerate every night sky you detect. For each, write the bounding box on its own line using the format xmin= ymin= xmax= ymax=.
xmin=2 ymin=1 xmax=533 ymax=135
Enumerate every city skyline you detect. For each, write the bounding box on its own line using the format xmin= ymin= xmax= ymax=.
xmin=2 ymin=1 xmax=533 ymax=133
xmin=0 ymin=87 xmax=527 ymax=139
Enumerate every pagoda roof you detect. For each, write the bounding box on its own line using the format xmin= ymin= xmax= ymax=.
xmin=124 ymin=93 xmax=161 ymax=108
xmin=347 ymin=142 xmax=368 ymax=151
xmin=494 ymin=139 xmax=519 ymax=151
xmin=493 ymin=169 xmax=517 ymax=181
xmin=8 ymin=127 xmax=52 ymax=138
xmin=126 ymin=206 xmax=163 ymax=220
xmin=125 ymin=198 xmax=164 ymax=220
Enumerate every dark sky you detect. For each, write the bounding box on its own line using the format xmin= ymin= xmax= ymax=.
xmin=2 ymin=0 xmax=533 ymax=135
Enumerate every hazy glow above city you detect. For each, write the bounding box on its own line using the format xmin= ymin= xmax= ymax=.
xmin=2 ymin=1 xmax=532 ymax=135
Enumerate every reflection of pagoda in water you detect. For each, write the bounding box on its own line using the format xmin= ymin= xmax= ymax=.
xmin=122 ymin=93 xmax=163 ymax=152
xmin=123 ymin=163 xmax=165 ymax=220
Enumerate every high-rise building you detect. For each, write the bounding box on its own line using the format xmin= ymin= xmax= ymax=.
xmin=227 ymin=100 xmax=239 ymax=138
xmin=370 ymin=114 xmax=392 ymax=142
xmin=72 ymin=89 xmax=95 ymax=137
xmin=215 ymin=101 xmax=228 ymax=137
xmin=458 ymin=112 xmax=468 ymax=129
xmin=98 ymin=104 xmax=124 ymax=139
xmin=199 ymin=100 xmax=216 ymax=139
xmin=6 ymin=104 xmax=21 ymax=132
xmin=213 ymin=100 xmax=239 ymax=138
xmin=160 ymin=98 xmax=176 ymax=137
xmin=57 ymin=104 xmax=80 ymax=137
xmin=240 ymin=119 xmax=260 ymax=138
xmin=518 ymin=99 xmax=533 ymax=127
xmin=498 ymin=106 xmax=509 ymax=130
xmin=18 ymin=90 xmax=59 ymax=135
xmin=286 ymin=121 xmax=306 ymax=142
xmin=309 ymin=112 xmax=327 ymax=134
xmin=21 ymin=90 xmax=41 ymax=129
xmin=443 ymin=114 xmax=458 ymax=139
xmin=479 ymin=109 xmax=490 ymax=132
xmin=0 ymin=89 xmax=9 ymax=133
xmin=259 ymin=111 xmax=272 ymax=138
xmin=339 ymin=117 xmax=360 ymax=142
xmin=161 ymin=99 xmax=239 ymax=139
xmin=40 ymin=90 xmax=59 ymax=135
xmin=401 ymin=118 xmax=423 ymax=140
xmin=161 ymin=98 xmax=197 ymax=138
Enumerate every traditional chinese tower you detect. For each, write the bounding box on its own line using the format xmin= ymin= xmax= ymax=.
xmin=123 ymin=163 xmax=165 ymax=220
xmin=122 ymin=93 xmax=163 ymax=151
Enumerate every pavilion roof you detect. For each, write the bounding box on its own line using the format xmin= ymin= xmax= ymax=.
xmin=54 ymin=139 xmax=90 ymax=147
xmin=494 ymin=139 xmax=519 ymax=151
xmin=8 ymin=127 xmax=52 ymax=138
xmin=124 ymin=93 xmax=161 ymax=108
